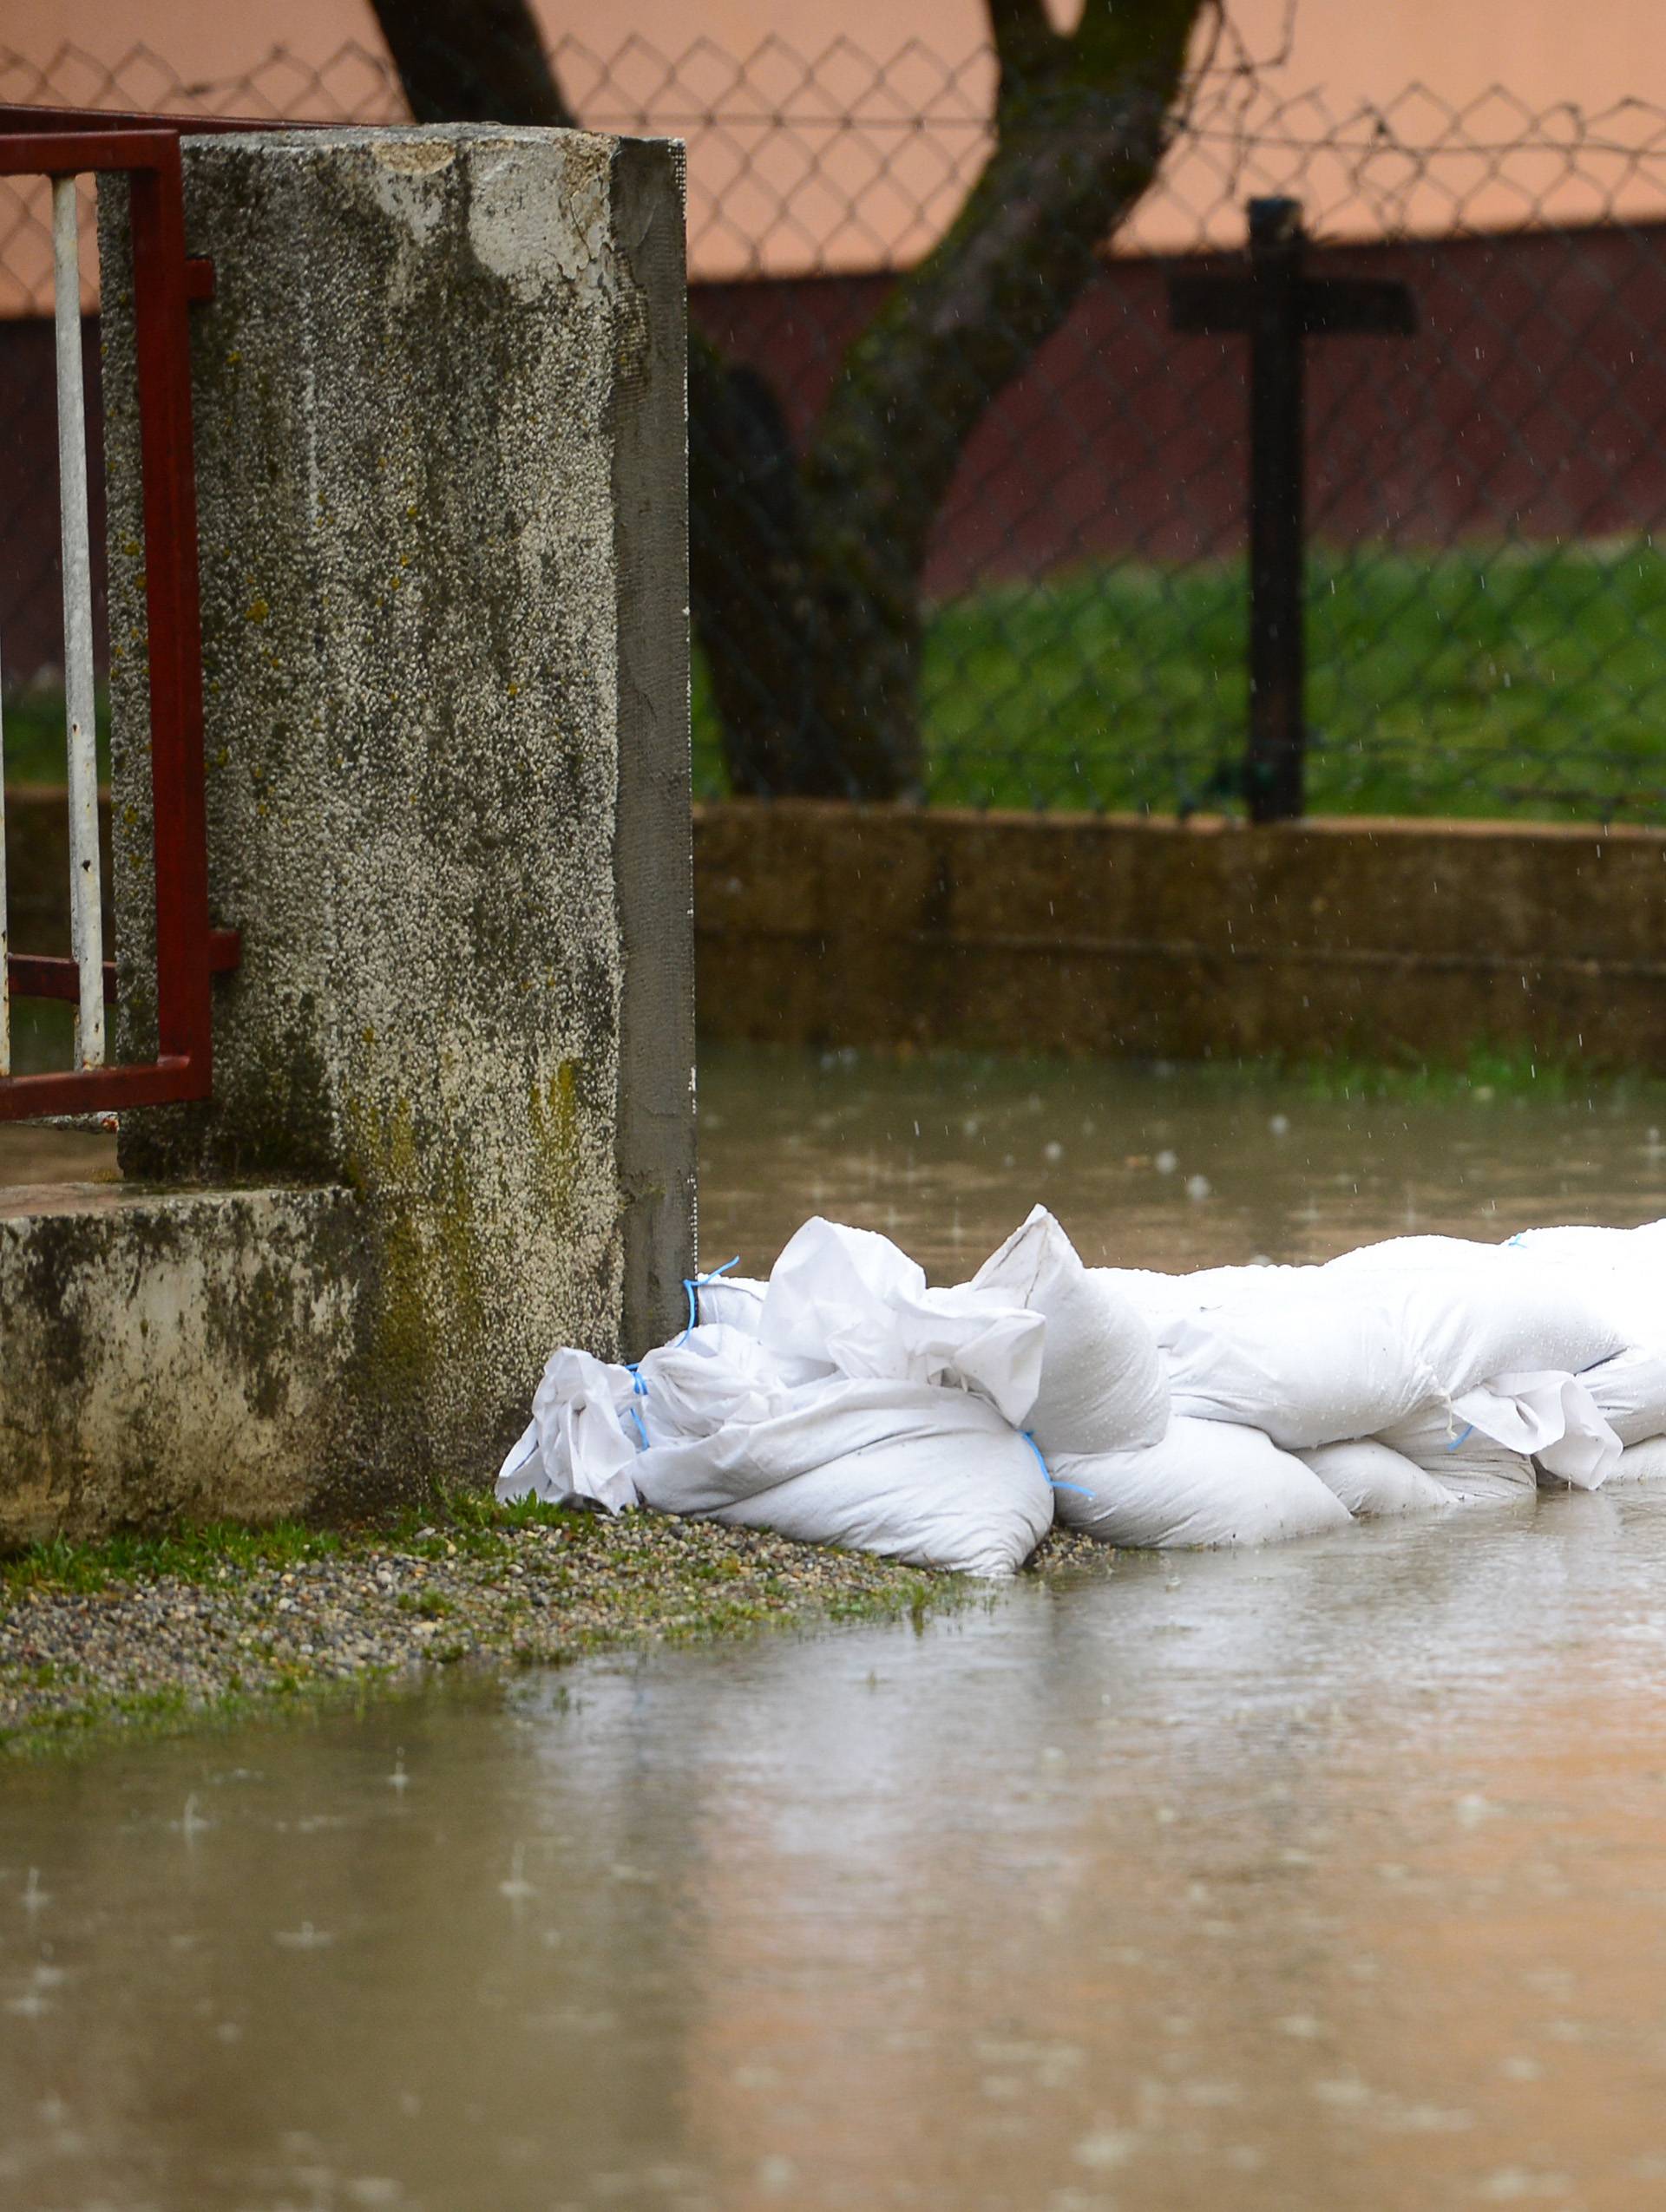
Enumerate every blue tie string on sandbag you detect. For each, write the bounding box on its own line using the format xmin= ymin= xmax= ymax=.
xmin=681 ymin=1256 xmax=741 ymax=1343
xmin=1023 ymin=1427 xmax=1095 ymax=1500
xmin=622 ymin=1365 xmax=651 ymax=1450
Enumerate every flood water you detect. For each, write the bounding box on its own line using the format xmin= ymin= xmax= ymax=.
xmin=9 ymin=1047 xmax=1666 ymax=2211
xmin=697 ymin=1045 xmax=1666 ymax=1278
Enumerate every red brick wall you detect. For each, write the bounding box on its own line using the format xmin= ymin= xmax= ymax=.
xmin=691 ymin=219 xmax=1666 ymax=597
xmin=4 ymin=216 xmax=1664 ymax=686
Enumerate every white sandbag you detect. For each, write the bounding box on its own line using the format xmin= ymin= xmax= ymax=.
xmin=502 ymin=1316 xmax=1053 ymax=1574
xmin=1052 ymin=1416 xmax=1352 ymax=1549
xmin=1298 ymin=1440 xmax=1453 ymax=1518
xmin=1334 ymin=1234 xmax=1505 ymax=1273
xmin=974 ymin=1206 xmax=1168 ymax=1454
xmin=1097 ymin=1261 xmax=1317 ymax=1337
xmin=634 ymin=1322 xmax=813 ymax=1434
xmin=1161 ymin=1292 xmax=1437 ymax=1450
xmin=760 ymin=1216 xmax=1045 ymax=1426
xmin=1091 ymin=1266 xmax=1193 ymax=1335
xmin=1323 ymin=1236 xmax=1625 ymax=1395
xmin=1505 ymin=1225 xmax=1636 ymax=1271
xmin=496 ymin=1348 xmax=646 ymax=1513
xmin=497 ymin=1325 xmax=823 ymax=1515
xmin=1606 ymin=1435 xmax=1666 ymax=1483
xmin=1504 ymin=1226 xmax=1666 ymax=1351
xmin=1582 ymin=1344 xmax=1666 ymax=1445
xmin=692 ymin=1271 xmax=769 ymax=1335
xmin=631 ymin=1374 xmax=1053 ymax=1577
xmin=1456 ymin=1371 xmax=1620 ymax=1489
xmin=1504 ymin=1222 xmax=1666 ymax=1279
xmin=1376 ymin=1403 xmax=1536 ymax=1505
xmin=497 ymin=1420 xmax=543 ymax=1499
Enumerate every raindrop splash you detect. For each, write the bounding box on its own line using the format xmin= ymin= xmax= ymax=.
xmin=274 ymin=1921 xmax=334 ymax=1951
xmin=499 ymin=1843 xmax=536 ymax=1903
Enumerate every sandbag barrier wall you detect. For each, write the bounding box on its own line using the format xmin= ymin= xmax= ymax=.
xmin=693 ymin=802 xmax=1666 ymax=1068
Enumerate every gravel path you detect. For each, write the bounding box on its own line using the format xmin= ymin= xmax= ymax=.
xmin=0 ymin=1503 xmax=1108 ymax=1751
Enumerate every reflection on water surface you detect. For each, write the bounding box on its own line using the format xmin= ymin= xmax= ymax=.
xmin=696 ymin=1046 xmax=1666 ymax=1277
xmin=7 ymin=1047 xmax=1666 ymax=2210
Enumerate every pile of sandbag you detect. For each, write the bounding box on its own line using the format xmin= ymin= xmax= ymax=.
xmin=497 ymin=1207 xmax=1666 ymax=1575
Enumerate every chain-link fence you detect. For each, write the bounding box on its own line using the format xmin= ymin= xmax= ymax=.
xmin=7 ymin=37 xmax=1666 ymax=821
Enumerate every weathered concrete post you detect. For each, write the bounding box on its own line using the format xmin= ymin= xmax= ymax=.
xmin=0 ymin=124 xmax=695 ymax=1535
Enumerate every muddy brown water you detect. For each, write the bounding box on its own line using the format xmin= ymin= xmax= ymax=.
xmin=8 ymin=1047 xmax=1666 ymax=2211
xmin=696 ymin=1045 xmax=1666 ymax=1277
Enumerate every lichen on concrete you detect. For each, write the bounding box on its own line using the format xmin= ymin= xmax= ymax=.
xmin=0 ymin=1184 xmax=366 ymax=1546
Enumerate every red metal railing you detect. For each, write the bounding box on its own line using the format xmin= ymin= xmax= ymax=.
xmin=0 ymin=107 xmax=238 ymax=1120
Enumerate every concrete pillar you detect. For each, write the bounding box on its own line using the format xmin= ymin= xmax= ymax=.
xmin=93 ymin=125 xmax=695 ymax=1508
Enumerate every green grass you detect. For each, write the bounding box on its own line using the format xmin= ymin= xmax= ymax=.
xmin=692 ymin=539 xmax=1666 ymax=822
xmin=2 ymin=1518 xmax=343 ymax=1600
xmin=0 ymin=1491 xmax=591 ymax=1601
xmin=1281 ymin=1044 xmax=1636 ymax=1106
xmin=1 ymin=684 xmax=110 ymax=786
xmin=1189 ymin=1043 xmax=1666 ymax=1106
xmin=0 ymin=1493 xmax=972 ymax=1758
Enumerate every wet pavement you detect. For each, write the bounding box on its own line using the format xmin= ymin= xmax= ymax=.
xmin=8 ymin=1047 xmax=1666 ymax=2209
xmin=0 ymin=1122 xmax=114 ymax=1191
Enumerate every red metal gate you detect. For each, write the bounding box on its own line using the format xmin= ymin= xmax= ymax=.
xmin=0 ymin=108 xmax=238 ymax=1121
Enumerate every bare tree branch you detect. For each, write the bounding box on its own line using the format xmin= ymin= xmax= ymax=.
xmin=985 ymin=0 xmax=1063 ymax=102
xmin=783 ymin=0 xmax=1209 ymax=789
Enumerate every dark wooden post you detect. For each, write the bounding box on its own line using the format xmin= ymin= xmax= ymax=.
xmin=1170 ymin=201 xmax=1417 ymax=824
xmin=1246 ymin=197 xmax=1307 ymax=822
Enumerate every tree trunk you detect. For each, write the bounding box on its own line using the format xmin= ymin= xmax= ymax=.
xmin=785 ymin=2 xmax=1210 ymax=797
xmin=689 ymin=340 xmax=922 ymax=798
xmin=371 ymin=0 xmax=574 ymax=128
xmin=372 ymin=0 xmax=1213 ymax=801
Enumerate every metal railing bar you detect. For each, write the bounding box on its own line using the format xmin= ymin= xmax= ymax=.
xmin=0 ymin=629 xmax=9 ymax=1081
xmin=12 ymin=931 xmax=239 ymax=1008
xmin=0 ymin=1055 xmax=196 ymax=1118
xmin=52 ymin=169 xmax=104 ymax=1072
xmin=0 ymin=123 xmax=233 ymax=1125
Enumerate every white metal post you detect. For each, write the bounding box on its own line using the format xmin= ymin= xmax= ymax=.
xmin=53 ymin=173 xmax=105 ymax=1069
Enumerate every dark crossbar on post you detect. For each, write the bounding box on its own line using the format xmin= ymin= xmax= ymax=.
xmin=1170 ymin=198 xmax=1417 ymax=824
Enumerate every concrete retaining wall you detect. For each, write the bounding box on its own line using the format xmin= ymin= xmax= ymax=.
xmin=16 ymin=793 xmax=1666 ymax=1073
xmin=0 ymin=1185 xmax=365 ymax=1548
xmin=693 ymin=802 xmax=1666 ymax=1067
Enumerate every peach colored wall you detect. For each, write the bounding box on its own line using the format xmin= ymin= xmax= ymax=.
xmin=5 ymin=0 xmax=1666 ymax=299
xmin=11 ymin=0 xmax=1665 ymax=120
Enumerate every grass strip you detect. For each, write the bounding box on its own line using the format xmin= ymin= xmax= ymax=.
xmin=0 ymin=1490 xmax=1000 ymax=1758
xmin=690 ymin=539 xmax=1666 ymax=822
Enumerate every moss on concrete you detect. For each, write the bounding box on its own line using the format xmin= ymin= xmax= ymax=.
xmin=0 ymin=1186 xmax=365 ymax=1548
